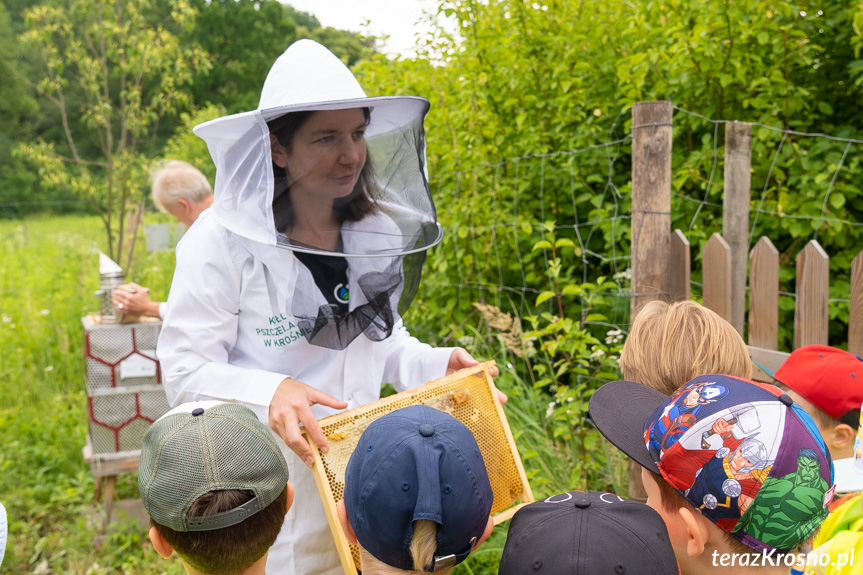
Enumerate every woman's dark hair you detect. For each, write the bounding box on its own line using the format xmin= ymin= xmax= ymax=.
xmin=267 ymin=108 xmax=378 ymax=234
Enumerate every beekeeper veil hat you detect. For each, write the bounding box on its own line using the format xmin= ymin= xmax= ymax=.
xmin=194 ymin=39 xmax=441 ymax=257
xmin=193 ymin=40 xmax=441 ymax=350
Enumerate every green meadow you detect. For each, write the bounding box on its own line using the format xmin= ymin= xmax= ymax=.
xmin=0 ymin=215 xmax=622 ymax=574
xmin=0 ymin=216 xmax=184 ymax=573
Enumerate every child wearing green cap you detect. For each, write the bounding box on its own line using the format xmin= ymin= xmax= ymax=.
xmin=139 ymin=401 xmax=293 ymax=575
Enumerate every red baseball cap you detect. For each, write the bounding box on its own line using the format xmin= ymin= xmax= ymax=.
xmin=773 ymin=345 xmax=863 ymax=419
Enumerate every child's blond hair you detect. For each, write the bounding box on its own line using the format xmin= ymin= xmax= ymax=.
xmin=620 ymin=300 xmax=752 ymax=395
xmin=359 ymin=520 xmax=452 ymax=575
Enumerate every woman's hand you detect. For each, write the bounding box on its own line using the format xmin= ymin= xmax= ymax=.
xmin=446 ymin=348 xmax=507 ymax=404
xmin=269 ymin=377 xmax=348 ymax=467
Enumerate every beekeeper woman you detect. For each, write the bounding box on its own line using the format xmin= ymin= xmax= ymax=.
xmin=157 ymin=40 xmax=498 ymax=574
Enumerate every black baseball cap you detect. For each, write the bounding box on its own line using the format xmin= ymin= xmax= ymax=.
xmin=499 ymin=490 xmax=679 ymax=574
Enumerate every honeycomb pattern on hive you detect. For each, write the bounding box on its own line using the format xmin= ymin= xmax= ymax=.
xmin=87 ymin=328 xmax=135 ymax=364
xmin=85 ymin=358 xmax=115 ymax=392
xmin=140 ymin=388 xmax=171 ymax=421
xmin=84 ymin=322 xmax=162 ymax=393
xmin=309 ymin=363 xmax=532 ymax=572
xmin=83 ymin=318 xmax=169 ymax=454
xmin=88 ymin=389 xmax=168 ymax=454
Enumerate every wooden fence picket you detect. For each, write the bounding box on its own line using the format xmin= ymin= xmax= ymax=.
xmin=748 ymin=236 xmax=779 ymax=351
xmin=669 ymin=229 xmax=690 ymax=301
xmin=630 ymin=101 xmax=673 ymax=315
xmin=722 ymin=122 xmax=752 ymax=336
xmin=795 ymin=240 xmax=830 ymax=348
xmin=702 ymin=233 xmax=732 ymax=322
xmin=850 ymin=250 xmax=863 ymax=356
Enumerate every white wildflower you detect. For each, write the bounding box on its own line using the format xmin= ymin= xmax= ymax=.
xmin=44 ymin=366 xmax=54 ymax=372
xmin=612 ymin=268 xmax=632 ymax=281
xmin=590 ymin=346 xmax=606 ymax=359
xmin=605 ymin=328 xmax=624 ymax=345
xmin=39 ymin=309 xmax=50 ymax=316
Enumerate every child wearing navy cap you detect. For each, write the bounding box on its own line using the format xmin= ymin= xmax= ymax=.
xmin=336 ymin=405 xmax=495 ymax=574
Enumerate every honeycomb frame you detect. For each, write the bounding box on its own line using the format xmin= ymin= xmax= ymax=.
xmin=305 ymin=361 xmax=533 ymax=574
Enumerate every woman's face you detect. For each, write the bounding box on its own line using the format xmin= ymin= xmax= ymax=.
xmin=271 ymin=108 xmax=368 ymax=205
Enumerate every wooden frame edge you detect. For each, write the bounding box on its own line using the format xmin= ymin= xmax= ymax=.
xmin=308 ymin=441 xmax=358 ymax=575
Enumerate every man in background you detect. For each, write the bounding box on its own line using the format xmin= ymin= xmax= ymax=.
xmin=112 ymin=160 xmax=213 ymax=319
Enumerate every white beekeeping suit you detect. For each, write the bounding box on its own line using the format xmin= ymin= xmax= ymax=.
xmin=157 ymin=39 xmax=452 ymax=574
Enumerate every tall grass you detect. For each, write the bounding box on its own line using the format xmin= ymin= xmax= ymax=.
xmin=0 ymin=215 xmax=181 ymax=574
xmin=0 ymin=215 xmax=626 ymax=574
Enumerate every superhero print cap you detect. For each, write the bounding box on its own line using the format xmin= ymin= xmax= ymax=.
xmin=590 ymin=374 xmax=835 ymax=553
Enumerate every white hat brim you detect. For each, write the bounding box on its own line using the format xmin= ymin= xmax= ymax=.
xmin=195 ymin=96 xmax=430 ymax=141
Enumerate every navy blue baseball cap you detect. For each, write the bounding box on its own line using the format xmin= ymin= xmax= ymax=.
xmin=344 ymin=405 xmax=494 ymax=571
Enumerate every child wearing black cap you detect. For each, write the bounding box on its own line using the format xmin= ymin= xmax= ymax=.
xmin=139 ymin=401 xmax=293 ymax=575
xmin=591 ymin=375 xmax=834 ymax=575
xmin=336 ymin=405 xmax=495 ymax=574
xmin=498 ymin=490 xmax=679 ymax=575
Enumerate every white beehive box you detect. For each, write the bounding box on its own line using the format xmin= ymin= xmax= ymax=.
xmin=82 ymin=314 xmax=171 ymax=455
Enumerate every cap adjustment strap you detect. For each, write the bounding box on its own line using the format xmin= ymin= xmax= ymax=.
xmin=429 ymin=536 xmax=478 ymax=572
xmin=187 ymin=496 xmax=262 ymax=531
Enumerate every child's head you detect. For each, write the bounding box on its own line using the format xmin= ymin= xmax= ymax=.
xmin=620 ymin=300 xmax=752 ymax=395
xmin=498 ymin=490 xmax=679 ymax=575
xmin=833 ymin=406 xmax=863 ymax=494
xmin=590 ymin=375 xmax=834 ymax=572
xmin=337 ymin=405 xmax=494 ymax=574
xmin=139 ymin=401 xmax=291 ymax=575
xmin=639 ymin=468 xmax=761 ymax=573
xmin=770 ymin=345 xmax=863 ymax=461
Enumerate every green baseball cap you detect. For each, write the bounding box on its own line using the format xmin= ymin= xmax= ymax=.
xmin=138 ymin=401 xmax=289 ymax=532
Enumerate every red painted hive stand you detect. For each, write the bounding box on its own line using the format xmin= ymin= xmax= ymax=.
xmin=81 ymin=315 xmax=170 ymax=527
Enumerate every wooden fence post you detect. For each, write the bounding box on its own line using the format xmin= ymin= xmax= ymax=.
xmin=631 ymin=101 xmax=673 ymax=316
xmin=748 ymin=236 xmax=779 ymax=351
xmin=795 ymin=240 xmax=829 ymax=348
xmin=722 ymin=122 xmax=752 ymax=336
xmin=628 ymin=101 xmax=673 ymax=502
xmin=850 ymin=250 xmax=863 ymax=356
